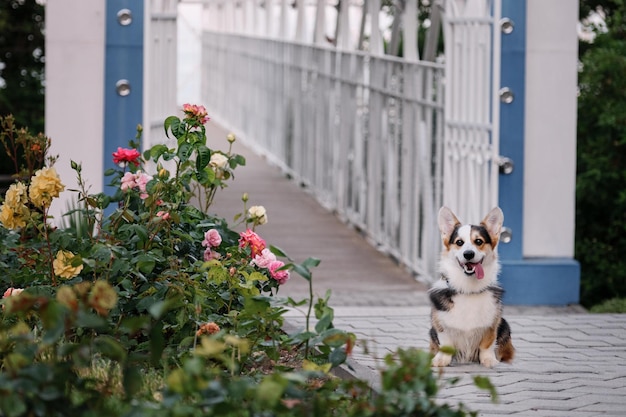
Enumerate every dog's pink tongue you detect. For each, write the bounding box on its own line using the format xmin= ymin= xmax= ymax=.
xmin=474 ymin=263 xmax=484 ymax=279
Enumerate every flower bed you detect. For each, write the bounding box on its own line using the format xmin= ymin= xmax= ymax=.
xmin=0 ymin=109 xmax=491 ymax=416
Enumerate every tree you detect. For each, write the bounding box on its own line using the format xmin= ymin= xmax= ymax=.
xmin=576 ymin=0 xmax=626 ymax=306
xmin=0 ymin=0 xmax=45 ymax=178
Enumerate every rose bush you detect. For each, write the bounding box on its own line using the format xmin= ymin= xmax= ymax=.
xmin=0 ymin=106 xmax=490 ymax=416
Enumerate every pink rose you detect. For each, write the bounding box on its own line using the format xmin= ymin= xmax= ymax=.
xmin=203 ymin=248 xmax=221 ymax=261
xmin=268 ymin=260 xmax=290 ymax=285
xmin=113 ymin=147 xmax=141 ymax=166
xmin=3 ymin=287 xmax=24 ymax=298
xmin=120 ymin=171 xmax=136 ymax=191
xmin=182 ymin=103 xmax=210 ymax=125
xmin=239 ymin=229 xmax=266 ymax=258
xmin=135 ymin=172 xmax=153 ymax=199
xmin=202 ymin=229 xmax=222 ymax=248
xmin=120 ymin=171 xmax=153 ymax=199
xmin=251 ymin=248 xmax=276 ymax=269
xmin=156 ymin=211 xmax=170 ymax=221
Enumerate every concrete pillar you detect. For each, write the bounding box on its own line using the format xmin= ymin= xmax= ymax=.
xmin=497 ymin=0 xmax=580 ymax=305
xmin=46 ymin=0 xmax=106 ymax=223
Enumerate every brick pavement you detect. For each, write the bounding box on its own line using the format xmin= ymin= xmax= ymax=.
xmin=204 ymin=119 xmax=626 ymax=417
xmin=285 ymin=307 xmax=626 ymax=417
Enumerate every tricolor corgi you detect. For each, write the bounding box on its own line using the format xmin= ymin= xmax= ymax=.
xmin=429 ymin=206 xmax=515 ymax=367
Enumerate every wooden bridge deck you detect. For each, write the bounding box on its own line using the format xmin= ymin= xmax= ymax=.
xmin=205 ymin=122 xmax=428 ymax=307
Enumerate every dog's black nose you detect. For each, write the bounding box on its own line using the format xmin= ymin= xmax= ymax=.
xmin=463 ymin=250 xmax=474 ymax=260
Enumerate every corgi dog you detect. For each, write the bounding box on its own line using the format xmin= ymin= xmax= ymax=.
xmin=429 ymin=206 xmax=515 ymax=368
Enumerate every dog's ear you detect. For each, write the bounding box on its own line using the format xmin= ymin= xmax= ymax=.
xmin=438 ymin=206 xmax=461 ymax=244
xmin=481 ymin=207 xmax=504 ymax=246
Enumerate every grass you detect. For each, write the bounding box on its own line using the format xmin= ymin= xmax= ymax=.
xmin=590 ymin=298 xmax=626 ymax=313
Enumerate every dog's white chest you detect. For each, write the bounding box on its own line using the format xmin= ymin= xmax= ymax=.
xmin=439 ymin=292 xmax=498 ymax=330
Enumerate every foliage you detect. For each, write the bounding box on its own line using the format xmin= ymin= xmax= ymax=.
xmin=0 ymin=106 xmax=488 ymax=416
xmin=576 ymin=1 xmax=626 ymax=307
xmin=0 ymin=114 xmax=55 ymax=182
xmin=0 ymin=0 xmax=45 ymax=175
xmin=589 ymin=298 xmax=626 ymax=313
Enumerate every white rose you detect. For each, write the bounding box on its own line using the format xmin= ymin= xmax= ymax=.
xmin=209 ymin=153 xmax=228 ymax=170
xmin=248 ymin=205 xmax=268 ymax=225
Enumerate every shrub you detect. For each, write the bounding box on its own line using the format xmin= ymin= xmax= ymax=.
xmin=0 ymin=106 xmax=490 ymax=416
xmin=576 ymin=10 xmax=626 ymax=307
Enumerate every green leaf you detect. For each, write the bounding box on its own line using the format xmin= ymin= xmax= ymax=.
xmin=40 ymin=301 xmax=67 ymax=345
xmin=256 ymin=376 xmax=288 ymax=408
xmin=196 ymin=166 xmax=216 ymax=185
xmin=248 ymin=271 xmax=268 ymax=282
xmin=163 ymin=115 xmax=180 ymax=139
xmin=243 ymin=297 xmax=269 ymax=314
xmin=315 ymin=313 xmax=333 ymax=333
xmin=231 ymin=154 xmax=246 ymax=167
xmin=76 ymin=311 xmax=107 ymax=330
xmin=177 ymin=142 xmax=193 ymax=162
xmin=0 ymin=396 xmax=27 ymax=417
xmin=93 ymin=335 xmax=127 ymax=362
xmin=321 ymin=329 xmax=350 ymax=347
xmin=473 ymin=375 xmax=499 ymax=403
xmin=123 ymin=365 xmax=143 ymax=397
xmin=439 ymin=345 xmax=456 ymax=355
xmin=195 ymin=145 xmax=211 ymax=171
xmin=148 ymin=144 xmax=169 ymax=161
xmin=292 ymin=263 xmax=311 ymax=281
xmin=269 ymin=245 xmax=289 ymax=258
xmin=207 ymin=266 xmax=228 ymax=284
xmin=329 ymin=346 xmax=347 ymax=367
xmin=149 ymin=320 xmax=165 ymax=366
xmin=148 ymin=296 xmax=183 ymax=320
xmin=135 ymin=254 xmax=156 ymax=275
xmin=302 ymin=257 xmax=321 ymax=269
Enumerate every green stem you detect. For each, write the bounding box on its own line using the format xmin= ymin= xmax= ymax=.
xmin=305 ymin=275 xmax=314 ymax=360
xmin=42 ymin=207 xmax=56 ymax=286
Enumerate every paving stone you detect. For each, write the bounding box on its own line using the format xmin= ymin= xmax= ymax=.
xmin=212 ymin=124 xmax=626 ymax=417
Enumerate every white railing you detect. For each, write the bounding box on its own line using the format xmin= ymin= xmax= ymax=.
xmin=441 ymin=0 xmax=500 ymax=223
xmin=144 ymin=0 xmax=178 ymax=150
xmin=202 ymin=33 xmax=444 ymax=279
xmin=198 ymin=0 xmax=500 ymax=281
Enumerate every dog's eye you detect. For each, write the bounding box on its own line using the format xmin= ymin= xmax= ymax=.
xmin=454 ymin=239 xmax=464 ymax=246
xmin=475 ymin=239 xmax=484 ymax=246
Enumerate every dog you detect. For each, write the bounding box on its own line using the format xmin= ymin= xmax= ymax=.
xmin=428 ymin=206 xmax=515 ymax=368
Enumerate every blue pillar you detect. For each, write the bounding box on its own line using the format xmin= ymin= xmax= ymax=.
xmin=497 ymin=0 xmax=580 ymax=305
xmin=103 ymin=0 xmax=144 ymax=195
xmin=498 ymin=0 xmax=525 ymax=262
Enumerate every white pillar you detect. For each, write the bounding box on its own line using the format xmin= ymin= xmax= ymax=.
xmin=46 ymin=0 xmax=106 ymax=224
xmin=279 ymin=0 xmax=288 ymax=39
xmin=295 ymin=0 xmax=306 ymax=42
xmin=369 ymin=0 xmax=383 ymax=55
xmin=336 ymin=0 xmax=351 ymax=49
xmin=403 ymin=0 xmax=419 ymax=61
xmin=313 ymin=0 xmax=326 ymax=44
xmin=523 ymin=0 xmax=579 ymax=258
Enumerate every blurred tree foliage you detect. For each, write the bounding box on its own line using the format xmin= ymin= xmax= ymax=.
xmin=0 ymin=0 xmax=45 ymax=176
xmin=576 ymin=0 xmax=626 ymax=306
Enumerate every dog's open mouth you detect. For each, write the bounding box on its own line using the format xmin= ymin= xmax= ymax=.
xmin=459 ymin=261 xmax=485 ymax=279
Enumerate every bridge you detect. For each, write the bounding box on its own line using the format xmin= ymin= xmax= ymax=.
xmin=45 ymin=0 xmax=580 ymax=305
xmin=40 ymin=4 xmax=626 ymax=414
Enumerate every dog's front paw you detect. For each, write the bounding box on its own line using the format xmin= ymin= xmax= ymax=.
xmin=479 ymin=354 xmax=499 ymax=368
xmin=432 ymin=352 xmax=452 ymax=367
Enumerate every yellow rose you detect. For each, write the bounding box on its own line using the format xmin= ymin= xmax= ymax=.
xmin=0 ymin=203 xmax=28 ymax=230
xmin=88 ymin=281 xmax=118 ymax=315
xmin=53 ymin=250 xmax=83 ymax=279
xmin=56 ymin=286 xmax=78 ymax=311
xmin=29 ymin=167 xmax=65 ymax=208
xmin=4 ymin=182 xmax=28 ymax=208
